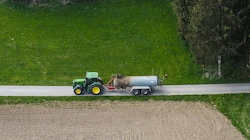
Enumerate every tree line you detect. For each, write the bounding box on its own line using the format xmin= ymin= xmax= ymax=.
xmin=174 ymin=0 xmax=250 ymax=79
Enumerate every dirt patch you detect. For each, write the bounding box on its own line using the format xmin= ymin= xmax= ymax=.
xmin=0 ymin=101 xmax=245 ymax=140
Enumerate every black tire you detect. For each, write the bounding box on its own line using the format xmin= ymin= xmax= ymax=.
xmin=132 ymin=89 xmax=140 ymax=95
xmin=89 ymin=84 xmax=102 ymax=95
xmin=141 ymin=89 xmax=150 ymax=95
xmin=74 ymin=85 xmax=84 ymax=95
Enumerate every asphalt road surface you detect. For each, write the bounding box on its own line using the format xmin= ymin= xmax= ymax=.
xmin=0 ymin=83 xmax=249 ymax=96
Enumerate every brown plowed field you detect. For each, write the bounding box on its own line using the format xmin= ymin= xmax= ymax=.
xmin=0 ymin=101 xmax=245 ymax=140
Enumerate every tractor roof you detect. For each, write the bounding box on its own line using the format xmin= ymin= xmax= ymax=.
xmin=86 ymin=72 xmax=99 ymax=79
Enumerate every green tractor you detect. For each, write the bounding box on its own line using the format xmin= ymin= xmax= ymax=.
xmin=73 ymin=72 xmax=103 ymax=95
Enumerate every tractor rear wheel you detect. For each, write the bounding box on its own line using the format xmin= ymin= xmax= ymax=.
xmin=89 ymin=84 xmax=102 ymax=95
xmin=74 ymin=85 xmax=83 ymax=95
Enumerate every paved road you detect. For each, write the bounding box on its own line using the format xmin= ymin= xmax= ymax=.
xmin=0 ymin=83 xmax=249 ymax=96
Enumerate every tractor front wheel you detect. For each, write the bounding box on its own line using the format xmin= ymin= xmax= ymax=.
xmin=74 ymin=85 xmax=84 ymax=95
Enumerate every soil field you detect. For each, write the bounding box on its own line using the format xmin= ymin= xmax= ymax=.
xmin=0 ymin=101 xmax=245 ymax=140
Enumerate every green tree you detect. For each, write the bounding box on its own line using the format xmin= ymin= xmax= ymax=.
xmin=214 ymin=0 xmax=250 ymax=78
xmin=174 ymin=0 xmax=196 ymax=40
xmin=174 ymin=0 xmax=250 ymax=79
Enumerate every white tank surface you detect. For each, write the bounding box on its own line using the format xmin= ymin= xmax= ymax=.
xmin=112 ymin=75 xmax=161 ymax=89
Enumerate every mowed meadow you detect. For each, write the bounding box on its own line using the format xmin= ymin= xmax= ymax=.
xmin=0 ymin=0 xmax=203 ymax=85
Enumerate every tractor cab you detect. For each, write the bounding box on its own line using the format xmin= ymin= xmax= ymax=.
xmin=85 ymin=72 xmax=103 ymax=85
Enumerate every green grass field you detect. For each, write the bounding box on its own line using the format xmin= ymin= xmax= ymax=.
xmin=0 ymin=0 xmax=249 ymax=139
xmin=0 ymin=0 xmax=204 ymax=85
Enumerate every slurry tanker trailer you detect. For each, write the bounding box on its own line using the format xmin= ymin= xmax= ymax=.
xmin=73 ymin=72 xmax=162 ymax=95
xmin=106 ymin=74 xmax=162 ymax=95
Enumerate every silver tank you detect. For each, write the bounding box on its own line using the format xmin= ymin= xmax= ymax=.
xmin=113 ymin=76 xmax=160 ymax=89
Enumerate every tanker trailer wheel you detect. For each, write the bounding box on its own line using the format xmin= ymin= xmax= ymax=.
xmin=74 ymin=85 xmax=84 ymax=95
xmin=132 ymin=89 xmax=140 ymax=95
xmin=141 ymin=89 xmax=150 ymax=95
xmin=89 ymin=84 xmax=102 ymax=95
